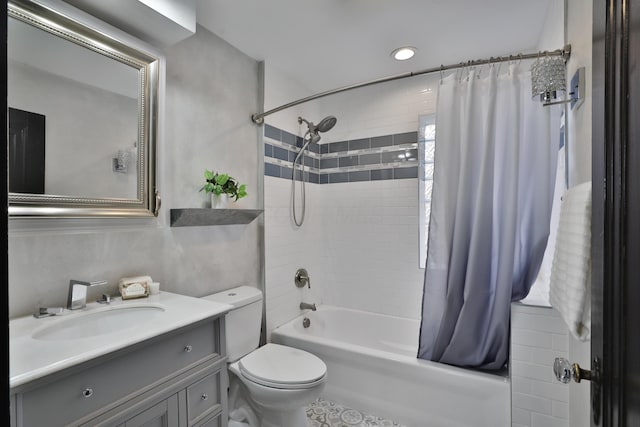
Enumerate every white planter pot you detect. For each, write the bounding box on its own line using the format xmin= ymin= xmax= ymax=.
xmin=211 ymin=194 xmax=230 ymax=208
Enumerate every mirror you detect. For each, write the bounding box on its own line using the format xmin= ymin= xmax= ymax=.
xmin=7 ymin=0 xmax=160 ymax=217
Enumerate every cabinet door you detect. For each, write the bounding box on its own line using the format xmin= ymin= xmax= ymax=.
xmin=119 ymin=394 xmax=180 ymax=427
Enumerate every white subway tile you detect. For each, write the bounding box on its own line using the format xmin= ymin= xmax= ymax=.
xmin=512 ymin=344 xmax=534 ymax=362
xmin=530 ymin=347 xmax=567 ymax=366
xmin=512 ymin=377 xmax=533 ymax=394
xmin=512 ymin=304 xmax=557 ymax=316
xmin=531 ymin=413 xmax=569 ymax=427
xmin=513 ymin=392 xmax=552 ymax=415
xmin=513 ymin=313 xmax=570 ymax=334
xmin=512 ymin=329 xmax=553 ymax=349
xmin=512 ymin=407 xmax=532 ymax=426
xmin=552 ymin=334 xmax=569 ymax=352
xmin=530 ymin=380 xmax=569 ymax=403
xmin=552 ymin=401 xmax=569 ymax=419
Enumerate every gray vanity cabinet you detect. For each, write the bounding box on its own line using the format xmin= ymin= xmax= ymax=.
xmin=10 ymin=316 xmax=228 ymax=427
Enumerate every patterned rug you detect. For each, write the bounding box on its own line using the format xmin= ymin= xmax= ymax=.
xmin=306 ymin=398 xmax=407 ymax=427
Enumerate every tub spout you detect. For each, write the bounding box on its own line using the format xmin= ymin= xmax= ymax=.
xmin=300 ymin=302 xmax=317 ymax=311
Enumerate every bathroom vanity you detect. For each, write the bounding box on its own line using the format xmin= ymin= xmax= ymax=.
xmin=9 ymin=292 xmax=232 ymax=427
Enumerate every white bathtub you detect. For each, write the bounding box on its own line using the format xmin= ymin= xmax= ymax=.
xmin=271 ymin=305 xmax=510 ymax=427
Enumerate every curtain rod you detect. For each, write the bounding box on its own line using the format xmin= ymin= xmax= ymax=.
xmin=251 ymin=44 xmax=571 ymax=124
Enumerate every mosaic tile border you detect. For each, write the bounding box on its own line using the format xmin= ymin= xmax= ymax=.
xmin=264 ymin=124 xmax=419 ymax=184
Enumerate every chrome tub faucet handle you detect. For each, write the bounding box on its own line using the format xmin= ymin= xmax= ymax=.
xmin=295 ymin=268 xmax=311 ymax=289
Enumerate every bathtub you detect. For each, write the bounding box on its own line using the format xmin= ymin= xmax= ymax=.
xmin=271 ymin=305 xmax=510 ymax=427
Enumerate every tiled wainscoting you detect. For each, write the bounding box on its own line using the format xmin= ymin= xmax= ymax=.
xmin=511 ymin=304 xmax=569 ymax=427
xmin=264 ymin=124 xmax=418 ymax=183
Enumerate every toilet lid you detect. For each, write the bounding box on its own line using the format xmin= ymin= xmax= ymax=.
xmin=239 ymin=343 xmax=326 ymax=390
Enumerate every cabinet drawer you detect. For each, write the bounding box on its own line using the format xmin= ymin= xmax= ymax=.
xmin=187 ymin=370 xmax=222 ymax=425
xmin=19 ymin=320 xmax=219 ymax=427
xmin=196 ymin=413 xmax=221 ymax=427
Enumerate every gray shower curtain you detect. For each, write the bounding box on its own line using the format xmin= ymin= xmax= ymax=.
xmin=418 ymin=65 xmax=560 ymax=369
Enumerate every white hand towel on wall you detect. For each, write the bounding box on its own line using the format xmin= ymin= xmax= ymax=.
xmin=549 ymin=181 xmax=592 ymax=341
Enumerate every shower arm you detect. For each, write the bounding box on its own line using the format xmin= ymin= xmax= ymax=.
xmin=251 ymin=45 xmax=571 ymax=125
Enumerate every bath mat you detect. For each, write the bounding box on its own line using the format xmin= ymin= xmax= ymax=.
xmin=306 ymin=398 xmax=407 ymax=427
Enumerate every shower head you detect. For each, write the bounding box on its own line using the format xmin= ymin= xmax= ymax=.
xmin=292 ymin=116 xmax=336 ymax=228
xmin=314 ymin=116 xmax=337 ymax=133
xmin=298 ymin=115 xmax=338 ymax=135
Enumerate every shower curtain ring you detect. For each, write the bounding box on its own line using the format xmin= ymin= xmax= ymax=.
xmin=440 ymin=65 xmax=444 ymax=83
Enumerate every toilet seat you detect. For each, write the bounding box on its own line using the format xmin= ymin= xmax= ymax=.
xmin=238 ymin=343 xmax=327 ymax=390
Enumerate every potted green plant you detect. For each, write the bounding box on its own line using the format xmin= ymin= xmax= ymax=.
xmin=200 ymin=170 xmax=247 ymax=208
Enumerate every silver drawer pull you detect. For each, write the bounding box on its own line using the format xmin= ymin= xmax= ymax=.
xmin=201 ymin=393 xmax=208 ymax=401
xmin=184 ymin=345 xmax=193 ymax=353
xmin=83 ymin=388 xmax=94 ymax=398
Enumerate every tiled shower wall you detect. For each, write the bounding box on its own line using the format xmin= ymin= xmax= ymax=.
xmin=263 ymin=122 xmax=424 ymax=320
xmin=261 ymin=68 xmax=441 ymax=329
xmin=263 ymin=69 xmax=439 ymax=330
xmin=511 ymin=304 xmax=570 ymax=427
xmin=264 ymin=124 xmax=419 ymax=184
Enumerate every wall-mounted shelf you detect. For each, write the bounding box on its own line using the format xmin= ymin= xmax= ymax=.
xmin=169 ymin=209 xmax=263 ymax=227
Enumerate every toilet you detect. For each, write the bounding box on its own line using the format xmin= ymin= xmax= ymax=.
xmin=202 ymin=286 xmax=326 ymax=427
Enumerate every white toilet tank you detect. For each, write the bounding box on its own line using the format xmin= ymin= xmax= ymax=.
xmin=201 ymin=286 xmax=263 ymax=363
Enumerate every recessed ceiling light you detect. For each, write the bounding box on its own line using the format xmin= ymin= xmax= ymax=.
xmin=391 ymin=46 xmax=416 ymax=61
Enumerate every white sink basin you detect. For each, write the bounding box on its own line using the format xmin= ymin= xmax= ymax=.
xmin=11 ymin=292 xmax=233 ymax=388
xmin=32 ymin=304 xmax=165 ymax=341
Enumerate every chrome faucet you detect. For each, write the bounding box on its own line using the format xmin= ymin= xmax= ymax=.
xmin=67 ymin=279 xmax=107 ymax=310
xmin=300 ymin=302 xmax=317 ymax=311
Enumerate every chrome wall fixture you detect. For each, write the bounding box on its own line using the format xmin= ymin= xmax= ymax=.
xmin=113 ymin=149 xmax=131 ymax=173
xmin=294 ymin=268 xmax=311 ymax=288
xmin=531 ymin=55 xmax=566 ymax=103
xmin=531 ymin=53 xmax=585 ymax=108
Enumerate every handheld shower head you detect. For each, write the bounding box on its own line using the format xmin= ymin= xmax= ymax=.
xmin=292 ymin=115 xmax=336 ymax=228
xmin=294 ymin=131 xmax=321 ymax=164
xmin=314 ymin=115 xmax=337 ymax=133
xmin=307 ymin=132 xmax=322 ymax=144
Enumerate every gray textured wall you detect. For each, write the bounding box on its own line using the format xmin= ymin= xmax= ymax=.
xmin=8 ymin=25 xmax=263 ymax=318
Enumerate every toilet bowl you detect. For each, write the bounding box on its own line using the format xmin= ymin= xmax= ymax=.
xmin=202 ymin=286 xmax=327 ymax=427
xmin=229 ymin=343 xmax=326 ymax=427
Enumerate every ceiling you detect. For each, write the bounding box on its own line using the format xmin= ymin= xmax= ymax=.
xmin=196 ymin=0 xmax=557 ymax=93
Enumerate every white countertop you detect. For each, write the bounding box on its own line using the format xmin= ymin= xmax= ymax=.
xmin=10 ymin=291 xmax=232 ymax=389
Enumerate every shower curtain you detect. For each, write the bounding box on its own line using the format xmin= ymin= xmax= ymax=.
xmin=418 ymin=64 xmax=560 ymax=369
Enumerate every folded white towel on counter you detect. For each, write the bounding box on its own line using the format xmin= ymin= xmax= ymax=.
xmin=549 ymin=181 xmax=592 ymax=341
